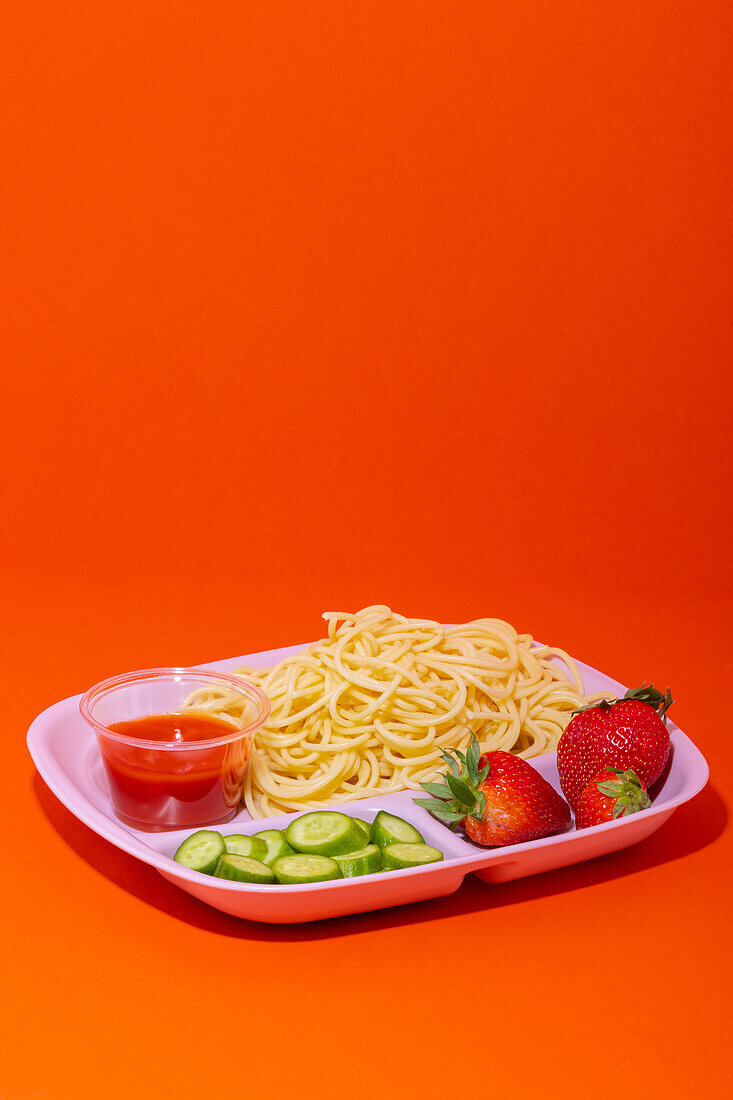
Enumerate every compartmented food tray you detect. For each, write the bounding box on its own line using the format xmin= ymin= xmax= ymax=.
xmin=27 ymin=643 xmax=709 ymax=923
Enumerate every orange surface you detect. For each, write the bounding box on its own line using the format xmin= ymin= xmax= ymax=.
xmin=2 ymin=2 xmax=732 ymax=1097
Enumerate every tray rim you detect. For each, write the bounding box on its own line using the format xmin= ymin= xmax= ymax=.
xmin=26 ymin=644 xmax=710 ymax=897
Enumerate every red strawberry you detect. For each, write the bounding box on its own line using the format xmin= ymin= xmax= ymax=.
xmin=557 ymin=683 xmax=672 ymax=807
xmin=414 ymin=737 xmax=570 ymax=847
xmin=574 ymin=767 xmax=651 ymax=829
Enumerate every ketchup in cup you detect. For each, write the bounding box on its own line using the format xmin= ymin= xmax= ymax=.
xmin=80 ymin=669 xmax=270 ymax=830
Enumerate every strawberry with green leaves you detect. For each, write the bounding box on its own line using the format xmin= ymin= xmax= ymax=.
xmin=574 ymin=767 xmax=651 ymax=829
xmin=414 ymin=735 xmax=570 ymax=847
xmin=557 ymin=682 xmax=673 ymax=807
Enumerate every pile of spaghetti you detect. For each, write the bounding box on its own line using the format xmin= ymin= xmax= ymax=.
xmin=188 ymin=606 xmax=602 ymax=819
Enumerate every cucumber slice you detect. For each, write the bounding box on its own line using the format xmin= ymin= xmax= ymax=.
xmin=272 ymin=854 xmax=342 ymax=884
xmin=214 ymin=854 xmax=275 ymax=884
xmin=371 ymin=811 xmax=424 ymax=849
xmin=173 ymin=830 xmax=226 ymax=875
xmin=351 ymin=819 xmax=371 ymax=845
xmin=333 ymin=844 xmax=382 ymax=878
xmin=381 ymin=843 xmax=444 ymax=870
xmin=253 ymin=829 xmax=294 ymax=867
xmin=223 ymin=834 xmax=268 ymax=862
xmin=286 ymin=811 xmax=365 ymax=856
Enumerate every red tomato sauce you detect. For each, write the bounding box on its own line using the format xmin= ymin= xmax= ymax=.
xmin=108 ymin=712 xmax=236 ymax=744
xmin=98 ymin=712 xmax=250 ymax=830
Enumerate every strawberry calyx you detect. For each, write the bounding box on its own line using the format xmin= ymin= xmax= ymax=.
xmin=572 ymin=682 xmax=674 ymax=724
xmin=413 ymin=732 xmax=489 ymax=827
xmin=622 ymin=683 xmax=674 ymax=720
xmin=594 ymin=767 xmax=651 ymax=818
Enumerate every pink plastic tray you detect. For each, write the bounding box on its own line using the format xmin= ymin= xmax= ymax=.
xmin=27 ymin=642 xmax=709 ymax=923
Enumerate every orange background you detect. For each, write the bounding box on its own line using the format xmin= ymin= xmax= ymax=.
xmin=2 ymin=2 xmax=732 ymax=1097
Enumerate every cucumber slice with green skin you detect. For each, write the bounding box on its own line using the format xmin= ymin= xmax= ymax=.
xmin=272 ymin=854 xmax=343 ymax=884
xmin=173 ymin=830 xmax=226 ymax=875
xmin=333 ymin=844 xmax=382 ymax=878
xmin=214 ymin=854 xmax=275 ymax=884
xmin=286 ymin=811 xmax=365 ymax=856
xmin=253 ymin=829 xmax=294 ymax=867
xmin=371 ymin=811 xmax=424 ymax=849
xmin=351 ymin=819 xmax=371 ymax=845
xmin=381 ymin=843 xmax=444 ymax=870
xmin=223 ymin=834 xmax=268 ymax=862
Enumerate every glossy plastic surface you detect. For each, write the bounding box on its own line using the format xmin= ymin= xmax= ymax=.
xmin=78 ymin=667 xmax=270 ymax=829
xmin=28 ymin=644 xmax=709 ymax=923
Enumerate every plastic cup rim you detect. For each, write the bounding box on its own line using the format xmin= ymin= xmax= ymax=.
xmin=79 ymin=666 xmax=271 ymax=750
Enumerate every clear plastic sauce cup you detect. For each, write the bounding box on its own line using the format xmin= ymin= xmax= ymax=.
xmin=80 ymin=668 xmax=270 ymax=830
